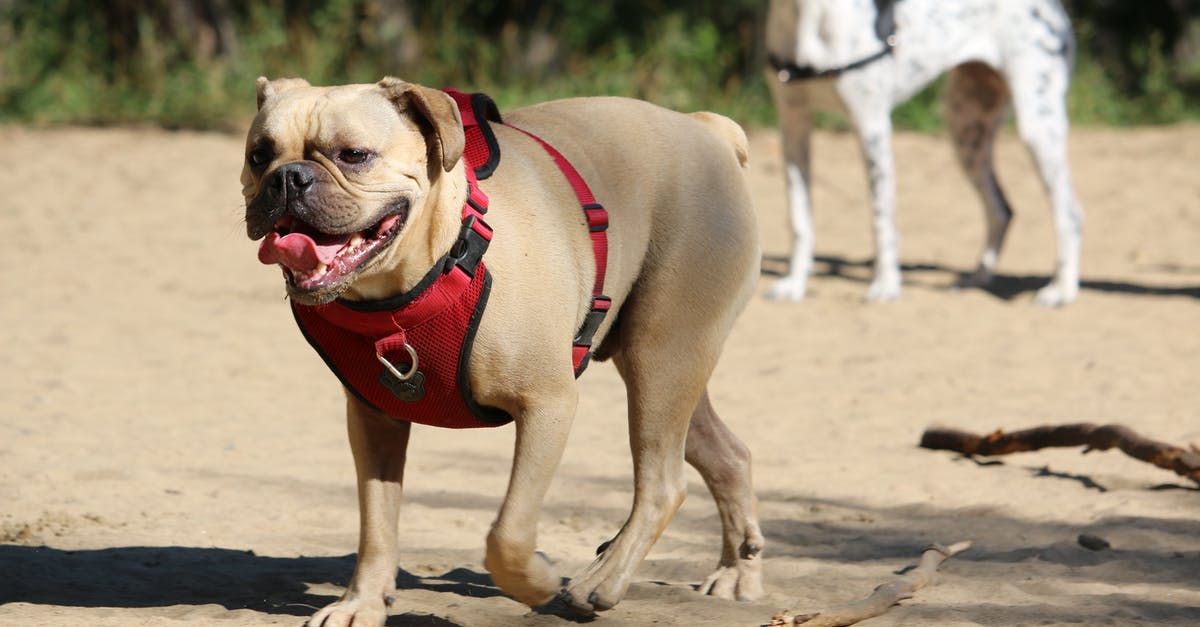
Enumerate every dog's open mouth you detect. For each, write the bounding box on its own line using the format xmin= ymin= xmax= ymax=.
xmin=256 ymin=212 xmax=404 ymax=293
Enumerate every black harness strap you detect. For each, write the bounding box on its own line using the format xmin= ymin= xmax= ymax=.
xmin=769 ymin=0 xmax=899 ymax=83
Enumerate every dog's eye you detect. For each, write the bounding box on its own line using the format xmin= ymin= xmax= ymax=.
xmin=247 ymin=147 xmax=273 ymax=169
xmin=337 ymin=148 xmax=372 ymax=165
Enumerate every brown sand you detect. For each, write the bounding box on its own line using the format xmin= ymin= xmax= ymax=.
xmin=1 ymin=121 xmax=1197 ymax=626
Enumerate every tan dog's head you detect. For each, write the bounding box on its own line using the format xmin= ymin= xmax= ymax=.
xmin=241 ymin=77 xmax=465 ymax=305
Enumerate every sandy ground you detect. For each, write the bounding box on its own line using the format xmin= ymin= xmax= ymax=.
xmin=1 ymin=119 xmax=1197 ymax=627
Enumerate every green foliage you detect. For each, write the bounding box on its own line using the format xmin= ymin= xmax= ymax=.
xmin=892 ymin=79 xmax=946 ymax=133
xmin=0 ymin=1 xmax=1196 ymax=131
xmin=1069 ymin=27 xmax=1190 ymax=126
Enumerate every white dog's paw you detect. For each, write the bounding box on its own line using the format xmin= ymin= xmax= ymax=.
xmin=1034 ymin=281 xmax=1078 ymax=307
xmin=307 ymin=595 xmax=389 ymax=627
xmin=864 ymin=274 xmax=901 ymax=302
xmin=766 ymin=275 xmax=808 ymax=301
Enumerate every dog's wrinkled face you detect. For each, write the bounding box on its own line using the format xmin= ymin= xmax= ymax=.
xmin=241 ymin=77 xmax=463 ymax=304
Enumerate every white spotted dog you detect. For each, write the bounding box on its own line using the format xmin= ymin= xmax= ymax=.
xmin=765 ymin=0 xmax=1084 ymax=306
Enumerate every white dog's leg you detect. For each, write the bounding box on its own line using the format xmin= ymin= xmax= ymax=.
xmin=1009 ymin=63 xmax=1083 ymax=306
xmin=845 ymin=93 xmax=901 ymax=301
xmin=944 ymin=62 xmax=1015 ymax=288
xmin=483 ymin=391 xmax=578 ymax=607
xmin=767 ymin=80 xmax=816 ymax=301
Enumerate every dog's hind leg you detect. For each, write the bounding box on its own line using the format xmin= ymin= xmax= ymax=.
xmin=559 ymin=340 xmax=710 ymax=612
xmin=944 ymin=62 xmax=1015 ymax=289
xmin=687 ymin=390 xmax=764 ymax=601
xmin=1012 ymin=97 xmax=1083 ymax=306
xmin=999 ymin=4 xmax=1084 ymax=306
xmin=1009 ymin=57 xmax=1083 ymax=306
xmin=562 ymin=227 xmax=758 ymax=612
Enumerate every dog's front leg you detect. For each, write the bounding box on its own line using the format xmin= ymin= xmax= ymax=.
xmin=309 ymin=394 xmax=411 ymax=627
xmin=766 ymin=79 xmax=817 ymax=302
xmin=851 ymin=106 xmax=902 ymax=302
xmin=484 ymin=392 xmax=578 ymax=606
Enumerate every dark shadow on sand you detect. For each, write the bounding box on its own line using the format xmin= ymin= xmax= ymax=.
xmin=760 ymin=254 xmax=1200 ymax=300
xmin=0 ymin=545 xmax=499 ymax=625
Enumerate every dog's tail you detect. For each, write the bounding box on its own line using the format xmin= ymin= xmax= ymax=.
xmin=689 ymin=111 xmax=749 ymax=169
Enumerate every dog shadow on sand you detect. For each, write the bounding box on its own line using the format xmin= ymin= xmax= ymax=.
xmin=760 ymin=254 xmax=1200 ymax=300
xmin=4 ymin=474 xmax=1197 ymax=626
xmin=0 ymin=544 xmax=501 ymax=626
xmin=0 ymin=543 xmax=609 ymax=625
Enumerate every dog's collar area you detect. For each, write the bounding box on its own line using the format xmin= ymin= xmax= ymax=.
xmin=770 ymin=46 xmax=894 ymax=82
xmin=313 ymin=170 xmax=494 ymax=380
xmin=770 ymin=0 xmax=899 ymax=82
xmin=332 ymin=175 xmax=493 ymax=317
xmin=307 ymin=90 xmax=611 ymax=379
xmin=289 ymin=168 xmax=510 ymax=429
xmin=286 ymin=89 xmax=612 ymax=430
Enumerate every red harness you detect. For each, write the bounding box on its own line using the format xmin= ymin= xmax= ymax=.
xmin=290 ymin=90 xmax=610 ymax=429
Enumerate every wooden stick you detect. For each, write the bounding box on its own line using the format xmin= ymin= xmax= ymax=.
xmin=920 ymin=423 xmax=1200 ymax=486
xmin=769 ymin=541 xmax=972 ymax=627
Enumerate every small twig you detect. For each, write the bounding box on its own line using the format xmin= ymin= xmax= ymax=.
xmin=769 ymin=541 xmax=971 ymax=627
xmin=920 ymin=423 xmax=1200 ymax=486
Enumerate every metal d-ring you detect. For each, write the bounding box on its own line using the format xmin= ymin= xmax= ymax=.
xmin=376 ymin=343 xmax=419 ymax=381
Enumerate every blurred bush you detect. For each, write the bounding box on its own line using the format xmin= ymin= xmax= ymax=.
xmin=0 ymin=0 xmax=1196 ymax=130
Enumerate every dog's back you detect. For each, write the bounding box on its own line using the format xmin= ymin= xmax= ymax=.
xmin=495 ymin=96 xmax=761 ymax=325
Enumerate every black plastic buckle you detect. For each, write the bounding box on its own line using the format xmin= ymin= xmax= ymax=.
xmin=572 ymin=296 xmax=611 ymax=377
xmin=445 ymin=215 xmax=491 ymax=277
xmin=572 ymin=295 xmax=612 ymax=349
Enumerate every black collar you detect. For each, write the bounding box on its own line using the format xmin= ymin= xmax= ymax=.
xmin=769 ymin=0 xmax=898 ymax=82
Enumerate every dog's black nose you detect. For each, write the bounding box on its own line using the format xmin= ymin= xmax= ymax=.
xmin=267 ymin=163 xmax=315 ymax=200
xmin=246 ymin=162 xmax=319 ymax=239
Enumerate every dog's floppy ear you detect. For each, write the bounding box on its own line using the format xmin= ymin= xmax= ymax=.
xmin=377 ymin=77 xmax=465 ymax=173
xmin=255 ymin=76 xmax=312 ymax=109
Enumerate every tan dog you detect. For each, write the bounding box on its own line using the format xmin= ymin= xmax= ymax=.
xmin=241 ymin=76 xmax=764 ymax=626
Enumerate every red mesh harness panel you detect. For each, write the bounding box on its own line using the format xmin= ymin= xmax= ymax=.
xmin=288 ymin=90 xmax=610 ymax=429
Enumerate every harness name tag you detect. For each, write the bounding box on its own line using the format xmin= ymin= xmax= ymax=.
xmin=379 ymin=369 xmax=426 ymax=403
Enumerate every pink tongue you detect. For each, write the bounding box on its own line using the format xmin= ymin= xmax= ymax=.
xmin=257 ymin=231 xmax=351 ymax=272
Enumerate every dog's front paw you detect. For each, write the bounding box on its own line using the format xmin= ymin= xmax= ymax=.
xmin=485 ymin=550 xmax=561 ymax=607
xmin=766 ymin=275 xmax=808 ymax=301
xmin=864 ymin=274 xmax=901 ymax=302
xmin=1034 ymin=281 xmax=1078 ymax=307
xmin=307 ymin=595 xmax=389 ymax=627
